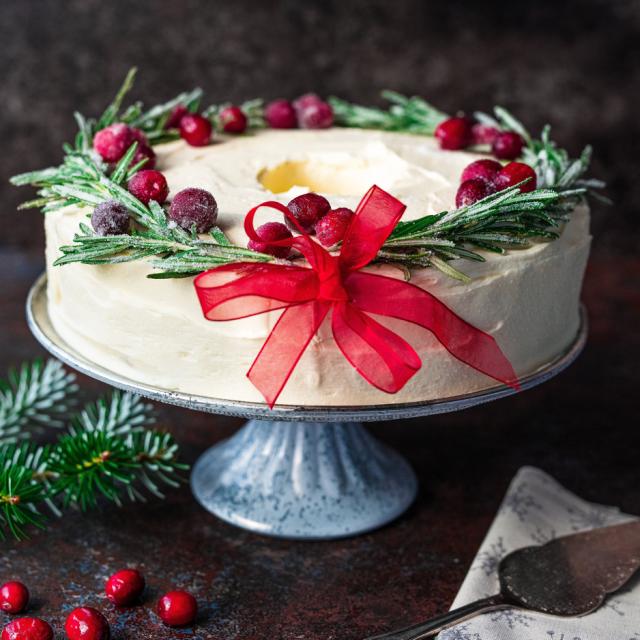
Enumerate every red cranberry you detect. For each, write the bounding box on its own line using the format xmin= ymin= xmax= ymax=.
xmin=286 ymin=193 xmax=331 ymax=233
xmin=455 ymin=179 xmax=494 ymax=207
xmin=169 ymin=188 xmax=218 ymax=233
xmin=105 ymin=569 xmax=145 ymax=607
xmin=165 ymin=105 xmax=189 ymax=129
xmin=294 ymin=94 xmax=333 ymax=129
xmin=1 ymin=618 xmax=53 ymax=640
xmin=157 ymin=590 xmax=197 ymax=627
xmin=219 ymin=106 xmax=248 ymax=133
xmin=471 ymin=123 xmax=500 ymax=146
xmin=128 ymin=170 xmax=169 ymax=205
xmin=130 ymin=143 xmax=156 ymax=170
xmin=129 ymin=128 xmax=148 ymax=146
xmin=435 ymin=117 xmax=473 ymax=150
xmin=247 ymin=222 xmax=293 ymax=258
xmin=495 ymin=162 xmax=537 ymax=193
xmin=492 ymin=131 xmax=525 ymax=160
xmin=315 ymin=207 xmax=354 ymax=247
xmin=180 ymin=114 xmax=212 ymax=147
xmin=264 ymin=99 xmax=297 ymax=129
xmin=460 ymin=159 xmax=502 ymax=185
xmin=64 ymin=607 xmax=109 ymax=640
xmin=91 ymin=200 xmax=130 ymax=236
xmin=0 ymin=583 xmax=29 ymax=615
xmin=293 ymin=94 xmax=323 ymax=112
xmin=93 ymin=124 xmax=134 ymax=163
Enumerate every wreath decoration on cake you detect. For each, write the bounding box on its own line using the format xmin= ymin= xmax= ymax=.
xmin=11 ymin=69 xmax=604 ymax=406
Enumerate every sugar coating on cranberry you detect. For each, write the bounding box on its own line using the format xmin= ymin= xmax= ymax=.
xmin=91 ymin=200 xmax=131 ymax=236
xmin=180 ymin=114 xmax=212 ymax=147
xmin=495 ymin=162 xmax=537 ymax=193
xmin=471 ymin=123 xmax=500 ymax=146
xmin=165 ymin=105 xmax=189 ymax=129
xmin=105 ymin=569 xmax=146 ymax=607
xmin=315 ymin=207 xmax=354 ymax=247
xmin=128 ymin=170 xmax=169 ymax=205
xmin=93 ymin=124 xmax=134 ymax=163
xmin=294 ymin=94 xmax=333 ymax=129
xmin=286 ymin=193 xmax=331 ymax=233
xmin=460 ymin=159 xmax=502 ymax=185
xmin=265 ymin=99 xmax=297 ymax=129
xmin=455 ymin=179 xmax=494 ymax=207
xmin=219 ymin=106 xmax=248 ymax=133
xmin=435 ymin=117 xmax=473 ymax=150
xmin=1 ymin=617 xmax=53 ymax=640
xmin=248 ymin=222 xmax=293 ymax=258
xmin=64 ymin=607 xmax=110 ymax=640
xmin=0 ymin=582 xmax=29 ymax=615
xmin=157 ymin=590 xmax=197 ymax=627
xmin=492 ymin=131 xmax=525 ymax=160
xmin=169 ymin=188 xmax=218 ymax=233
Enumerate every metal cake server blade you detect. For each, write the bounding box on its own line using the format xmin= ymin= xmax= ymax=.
xmin=365 ymin=520 xmax=640 ymax=640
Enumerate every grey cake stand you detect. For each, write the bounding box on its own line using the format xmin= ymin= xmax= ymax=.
xmin=26 ymin=274 xmax=587 ymax=540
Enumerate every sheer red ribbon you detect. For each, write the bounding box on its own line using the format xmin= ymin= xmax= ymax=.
xmin=194 ymin=185 xmax=519 ymax=407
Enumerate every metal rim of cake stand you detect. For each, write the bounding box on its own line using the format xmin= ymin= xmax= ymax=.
xmin=26 ymin=274 xmax=588 ymax=539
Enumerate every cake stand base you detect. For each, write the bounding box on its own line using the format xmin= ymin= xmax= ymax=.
xmin=191 ymin=420 xmax=417 ymax=539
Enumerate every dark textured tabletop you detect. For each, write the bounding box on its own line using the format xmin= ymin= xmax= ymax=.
xmin=1 ymin=1 xmax=639 ymax=638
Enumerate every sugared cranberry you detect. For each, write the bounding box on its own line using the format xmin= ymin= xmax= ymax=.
xmin=130 ymin=143 xmax=156 ymax=170
xmin=247 ymin=222 xmax=293 ymax=258
xmin=129 ymin=128 xmax=149 ymax=146
xmin=460 ymin=159 xmax=502 ymax=186
xmin=492 ymin=131 xmax=525 ymax=160
xmin=286 ymin=193 xmax=331 ymax=233
xmin=494 ymin=162 xmax=537 ymax=193
xmin=0 ymin=582 xmax=29 ymax=615
xmin=435 ymin=117 xmax=473 ymax=150
xmin=93 ymin=124 xmax=134 ymax=163
xmin=179 ymin=114 xmax=212 ymax=147
xmin=157 ymin=591 xmax=197 ymax=627
xmin=294 ymin=94 xmax=333 ymax=129
xmin=165 ymin=105 xmax=189 ymax=129
xmin=455 ymin=179 xmax=494 ymax=207
xmin=315 ymin=207 xmax=354 ymax=247
xmin=1 ymin=618 xmax=53 ymax=640
xmin=264 ymin=99 xmax=297 ymax=129
xmin=64 ymin=607 xmax=109 ymax=640
xmin=91 ymin=200 xmax=130 ymax=236
xmin=471 ymin=123 xmax=500 ymax=146
xmin=105 ymin=569 xmax=146 ymax=607
xmin=128 ymin=170 xmax=169 ymax=205
xmin=219 ymin=106 xmax=248 ymax=133
xmin=169 ymin=188 xmax=218 ymax=233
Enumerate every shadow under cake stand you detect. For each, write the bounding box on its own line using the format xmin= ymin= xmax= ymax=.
xmin=27 ymin=274 xmax=587 ymax=540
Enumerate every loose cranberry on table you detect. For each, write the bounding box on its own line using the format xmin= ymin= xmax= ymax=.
xmin=434 ymin=116 xmax=473 ymax=150
xmin=494 ymin=161 xmax=537 ymax=193
xmin=455 ymin=178 xmax=495 ymax=207
xmin=93 ymin=123 xmax=134 ymax=163
xmin=285 ymin=193 xmax=331 ymax=233
xmin=1 ymin=618 xmax=53 ymax=640
xmin=264 ymin=99 xmax=297 ymax=129
xmin=179 ymin=114 xmax=213 ymax=147
xmin=219 ymin=106 xmax=248 ymax=133
xmin=168 ymin=188 xmax=218 ymax=233
xmin=165 ymin=105 xmax=189 ymax=129
xmin=91 ymin=200 xmax=131 ymax=236
xmin=157 ymin=590 xmax=198 ymax=627
xmin=315 ymin=207 xmax=354 ymax=247
xmin=460 ymin=159 xmax=502 ymax=186
xmin=492 ymin=131 xmax=525 ymax=160
xmin=247 ymin=222 xmax=293 ymax=259
xmin=471 ymin=123 xmax=500 ymax=146
xmin=0 ymin=582 xmax=29 ymax=614
xmin=105 ymin=568 xmax=145 ymax=607
xmin=293 ymin=93 xmax=333 ymax=129
xmin=64 ymin=607 xmax=110 ymax=640
xmin=127 ymin=170 xmax=169 ymax=205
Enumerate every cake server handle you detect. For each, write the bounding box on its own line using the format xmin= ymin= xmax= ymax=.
xmin=363 ymin=594 xmax=508 ymax=640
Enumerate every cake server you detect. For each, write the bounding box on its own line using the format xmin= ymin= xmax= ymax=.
xmin=365 ymin=520 xmax=640 ymax=640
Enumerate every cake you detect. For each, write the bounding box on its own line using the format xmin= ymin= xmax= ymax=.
xmin=15 ymin=75 xmax=595 ymax=407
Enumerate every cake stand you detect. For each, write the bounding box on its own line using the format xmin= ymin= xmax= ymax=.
xmin=26 ymin=274 xmax=587 ymax=539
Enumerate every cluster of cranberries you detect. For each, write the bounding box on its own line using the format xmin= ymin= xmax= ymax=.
xmin=93 ymin=123 xmax=156 ymax=169
xmin=435 ymin=116 xmax=525 ymax=161
xmin=248 ymin=193 xmax=353 ymax=258
xmin=455 ymin=158 xmax=537 ymax=207
xmin=264 ymin=93 xmax=333 ymax=130
xmin=0 ymin=571 xmax=198 ymax=640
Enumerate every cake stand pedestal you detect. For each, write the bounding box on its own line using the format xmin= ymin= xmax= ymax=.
xmin=26 ymin=274 xmax=587 ymax=539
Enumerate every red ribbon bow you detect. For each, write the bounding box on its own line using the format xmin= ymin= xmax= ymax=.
xmin=194 ymin=186 xmax=519 ymax=407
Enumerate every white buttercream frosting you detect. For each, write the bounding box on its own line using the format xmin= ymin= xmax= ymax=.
xmin=45 ymin=129 xmax=591 ymax=405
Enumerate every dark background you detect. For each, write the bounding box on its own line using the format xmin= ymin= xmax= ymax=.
xmin=1 ymin=1 xmax=639 ymax=639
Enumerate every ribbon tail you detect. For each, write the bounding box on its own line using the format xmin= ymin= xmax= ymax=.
xmin=247 ymin=301 xmax=330 ymax=408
